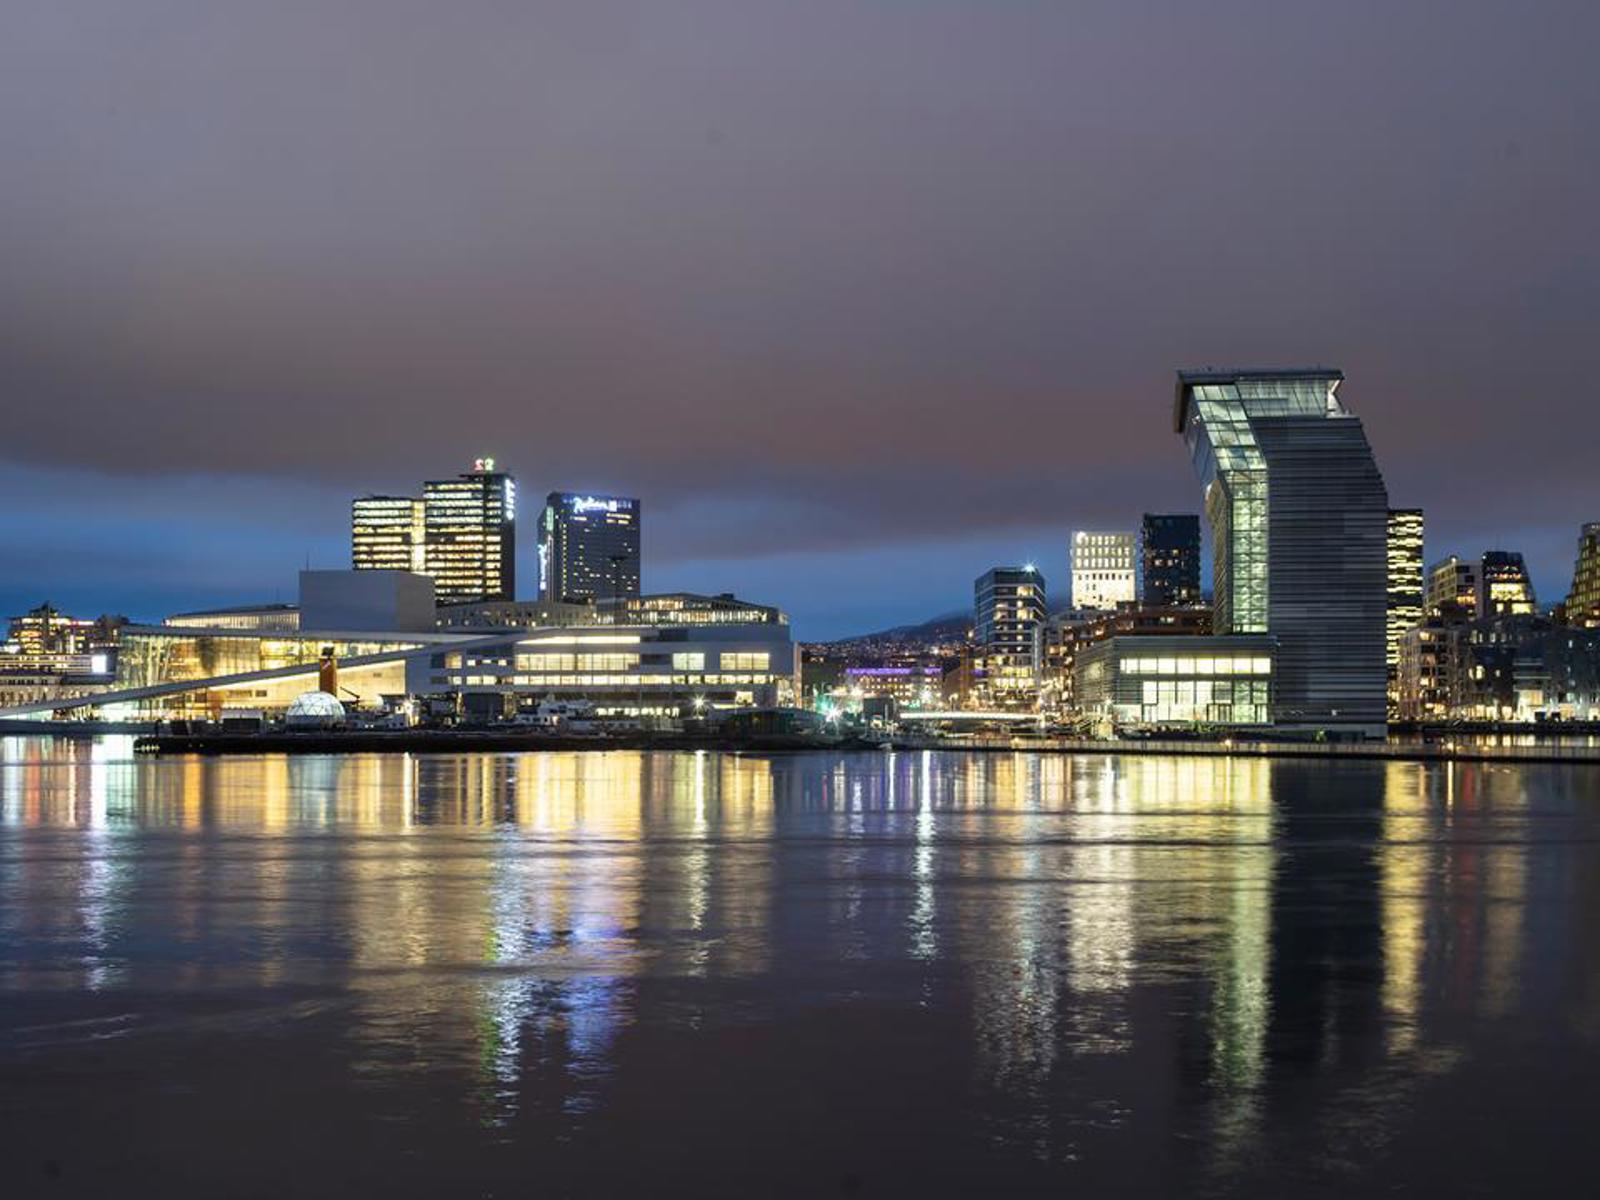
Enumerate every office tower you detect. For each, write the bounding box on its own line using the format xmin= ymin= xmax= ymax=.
xmin=1566 ymin=523 xmax=1600 ymax=628
xmin=1070 ymin=531 xmax=1136 ymax=610
xmin=1385 ymin=509 xmax=1425 ymax=717
xmin=1425 ymin=555 xmax=1479 ymax=618
xmin=351 ymin=496 xmax=426 ymax=573
xmin=422 ymin=460 xmax=515 ymax=604
xmin=1176 ymin=368 xmax=1389 ymax=737
xmin=1478 ymin=550 xmax=1535 ymax=616
xmin=537 ymin=492 xmax=641 ymax=603
xmin=974 ymin=566 xmax=1046 ymax=700
xmin=1139 ymin=514 xmax=1201 ymax=606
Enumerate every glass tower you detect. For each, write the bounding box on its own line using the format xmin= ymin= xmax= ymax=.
xmin=1567 ymin=523 xmax=1600 ymax=628
xmin=1385 ymin=509 xmax=1425 ymax=716
xmin=1139 ymin=513 xmax=1202 ymax=606
xmin=1175 ymin=369 xmax=1390 ymax=736
xmin=351 ymin=495 xmax=426 ymax=574
xmin=422 ymin=462 xmax=516 ymax=605
xmin=537 ymin=493 xmax=642 ymax=604
xmin=974 ymin=566 xmax=1046 ymax=702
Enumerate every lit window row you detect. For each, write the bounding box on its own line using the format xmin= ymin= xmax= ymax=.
xmin=1122 ymin=655 xmax=1271 ymax=676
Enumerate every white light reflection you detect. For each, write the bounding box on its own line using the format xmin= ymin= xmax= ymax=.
xmin=910 ymin=751 xmax=937 ymax=962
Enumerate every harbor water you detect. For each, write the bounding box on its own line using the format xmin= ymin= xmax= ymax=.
xmin=2 ymin=737 xmax=1598 ymax=1195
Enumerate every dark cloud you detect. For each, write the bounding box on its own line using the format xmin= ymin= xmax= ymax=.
xmin=3 ymin=1 xmax=1598 ymax=636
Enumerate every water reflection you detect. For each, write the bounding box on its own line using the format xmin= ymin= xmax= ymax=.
xmin=2 ymin=737 xmax=1599 ymax=1192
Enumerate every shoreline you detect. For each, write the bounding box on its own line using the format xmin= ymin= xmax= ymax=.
xmin=97 ymin=728 xmax=1600 ymax=764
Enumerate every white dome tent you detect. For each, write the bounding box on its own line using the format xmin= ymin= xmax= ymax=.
xmin=284 ymin=691 xmax=345 ymax=730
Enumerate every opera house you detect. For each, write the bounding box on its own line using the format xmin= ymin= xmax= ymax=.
xmin=0 ymin=571 xmax=796 ymax=725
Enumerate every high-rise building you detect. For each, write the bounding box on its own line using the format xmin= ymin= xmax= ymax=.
xmin=537 ymin=492 xmax=641 ymax=603
xmin=1176 ymin=368 xmax=1390 ymax=737
xmin=351 ymin=495 xmax=426 ymax=573
xmin=1385 ymin=509 xmax=1425 ymax=717
xmin=1425 ymin=555 xmax=1479 ymax=618
xmin=1139 ymin=514 xmax=1201 ymax=606
xmin=1478 ymin=550 xmax=1535 ymax=616
xmin=1565 ymin=523 xmax=1600 ymax=628
xmin=422 ymin=459 xmax=516 ymax=604
xmin=974 ymin=566 xmax=1046 ymax=704
xmin=1071 ymin=531 xmax=1136 ymax=611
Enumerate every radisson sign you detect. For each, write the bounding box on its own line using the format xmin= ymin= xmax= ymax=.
xmin=569 ymin=495 xmax=634 ymax=514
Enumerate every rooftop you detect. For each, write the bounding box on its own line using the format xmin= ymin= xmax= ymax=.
xmin=1173 ymin=366 xmax=1345 ymax=433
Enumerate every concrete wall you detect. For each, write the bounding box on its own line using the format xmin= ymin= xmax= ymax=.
xmin=299 ymin=570 xmax=436 ymax=632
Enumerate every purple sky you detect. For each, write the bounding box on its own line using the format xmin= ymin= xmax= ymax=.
xmin=4 ymin=1 xmax=1598 ymax=639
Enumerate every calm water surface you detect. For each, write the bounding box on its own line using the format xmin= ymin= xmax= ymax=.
xmin=2 ymin=737 xmax=1598 ymax=1196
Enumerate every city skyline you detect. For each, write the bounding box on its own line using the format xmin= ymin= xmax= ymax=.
xmin=1 ymin=440 xmax=1591 ymax=643
xmin=4 ymin=3 xmax=1599 ymax=639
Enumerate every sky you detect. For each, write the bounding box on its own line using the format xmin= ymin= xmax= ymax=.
xmin=3 ymin=1 xmax=1599 ymax=641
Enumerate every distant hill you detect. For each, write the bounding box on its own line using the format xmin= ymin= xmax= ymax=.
xmin=814 ymin=610 xmax=971 ymax=650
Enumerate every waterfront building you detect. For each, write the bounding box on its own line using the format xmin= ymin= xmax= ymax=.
xmin=351 ymin=495 xmax=427 ymax=573
xmin=1071 ymin=531 xmax=1136 ymax=611
xmin=423 ymin=461 xmax=516 ymax=604
xmin=409 ymin=622 xmax=795 ymax=719
xmin=1425 ymin=555 xmax=1479 ymax=618
xmin=1052 ymin=603 xmax=1212 ymax=714
xmin=1176 ymin=368 xmax=1389 ymax=737
xmin=4 ymin=618 xmax=793 ymax=724
xmin=1139 ymin=514 xmax=1201 ymax=606
xmin=1565 ymin=523 xmax=1600 ymax=628
xmin=974 ymin=566 xmax=1046 ymax=705
xmin=1074 ymin=636 xmax=1275 ymax=728
xmin=1478 ymin=550 xmax=1535 ymax=616
xmin=0 ymin=604 xmax=118 ymax=709
xmin=537 ymin=492 xmax=641 ymax=604
xmin=1403 ymin=614 xmax=1600 ymax=722
xmin=1386 ymin=508 xmax=1425 ymax=718
xmin=107 ymin=626 xmax=438 ymax=718
xmin=0 ymin=567 xmax=793 ymax=724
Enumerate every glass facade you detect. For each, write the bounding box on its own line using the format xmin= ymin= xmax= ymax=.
xmin=1180 ymin=381 xmax=1332 ymax=632
xmin=538 ymin=493 xmax=641 ymax=604
xmin=1074 ymin=637 xmax=1275 ymax=727
xmin=352 ymin=495 xmax=426 ymax=573
xmin=1385 ymin=509 xmax=1425 ymax=716
xmin=1176 ymin=369 xmax=1390 ymax=735
xmin=423 ymin=468 xmax=516 ymax=604
xmin=117 ymin=629 xmax=423 ymax=690
xmin=974 ymin=567 xmax=1046 ymax=701
xmin=422 ymin=626 xmax=794 ymax=712
xmin=1139 ymin=513 xmax=1201 ymax=606
xmin=164 ymin=605 xmax=301 ymax=632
